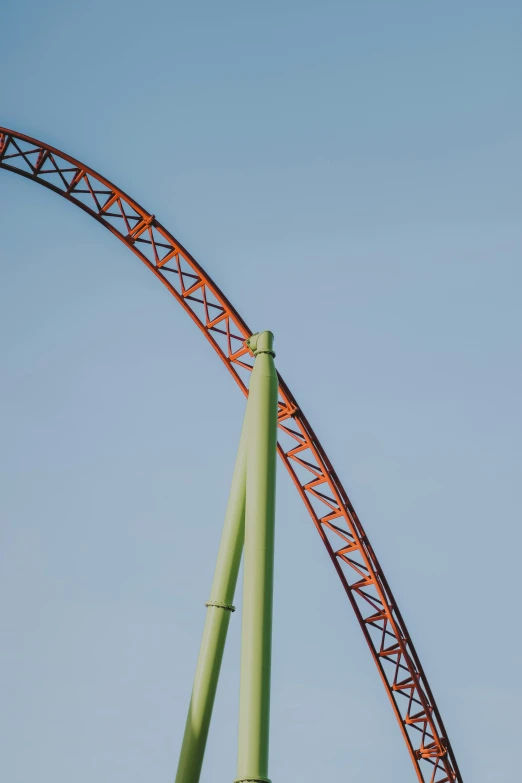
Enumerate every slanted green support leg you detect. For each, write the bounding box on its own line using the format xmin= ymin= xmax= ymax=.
xmin=236 ymin=331 xmax=279 ymax=783
xmin=175 ymin=409 xmax=249 ymax=783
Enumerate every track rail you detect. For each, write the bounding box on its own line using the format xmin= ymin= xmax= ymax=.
xmin=0 ymin=127 xmax=462 ymax=783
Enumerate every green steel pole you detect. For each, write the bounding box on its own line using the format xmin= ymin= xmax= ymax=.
xmin=236 ymin=331 xmax=279 ymax=783
xmin=175 ymin=409 xmax=249 ymax=783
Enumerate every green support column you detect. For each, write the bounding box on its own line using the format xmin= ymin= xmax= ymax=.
xmin=236 ymin=331 xmax=279 ymax=783
xmin=175 ymin=409 xmax=249 ymax=783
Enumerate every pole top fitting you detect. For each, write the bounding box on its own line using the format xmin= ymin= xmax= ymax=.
xmin=246 ymin=331 xmax=275 ymax=357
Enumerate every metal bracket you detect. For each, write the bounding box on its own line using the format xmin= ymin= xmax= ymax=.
xmin=246 ymin=332 xmax=276 ymax=358
xmin=205 ymin=601 xmax=236 ymax=612
xmin=234 ymin=778 xmax=271 ymax=783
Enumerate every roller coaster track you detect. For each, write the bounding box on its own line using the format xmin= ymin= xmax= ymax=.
xmin=0 ymin=127 xmax=463 ymax=783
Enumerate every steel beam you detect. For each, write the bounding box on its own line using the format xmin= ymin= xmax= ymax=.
xmin=175 ymin=410 xmax=249 ymax=783
xmin=236 ymin=331 xmax=278 ymax=783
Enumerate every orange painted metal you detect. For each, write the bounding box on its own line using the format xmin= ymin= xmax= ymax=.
xmin=0 ymin=127 xmax=463 ymax=783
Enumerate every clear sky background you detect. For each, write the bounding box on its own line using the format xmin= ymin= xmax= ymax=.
xmin=1 ymin=2 xmax=521 ymax=782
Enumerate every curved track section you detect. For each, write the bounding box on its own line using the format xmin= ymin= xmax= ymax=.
xmin=0 ymin=127 xmax=462 ymax=783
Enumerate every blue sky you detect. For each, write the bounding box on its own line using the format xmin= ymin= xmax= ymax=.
xmin=1 ymin=2 xmax=521 ymax=781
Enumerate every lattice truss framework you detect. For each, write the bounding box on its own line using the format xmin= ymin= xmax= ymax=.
xmin=0 ymin=128 xmax=462 ymax=783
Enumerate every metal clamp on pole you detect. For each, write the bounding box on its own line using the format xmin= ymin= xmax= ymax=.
xmin=205 ymin=601 xmax=236 ymax=612
xmin=234 ymin=777 xmax=272 ymax=783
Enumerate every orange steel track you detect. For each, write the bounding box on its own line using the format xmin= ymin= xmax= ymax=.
xmin=0 ymin=127 xmax=462 ymax=783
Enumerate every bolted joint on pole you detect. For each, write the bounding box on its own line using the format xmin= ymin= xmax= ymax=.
xmin=205 ymin=601 xmax=236 ymax=612
xmin=234 ymin=778 xmax=272 ymax=783
xmin=246 ymin=331 xmax=275 ymax=357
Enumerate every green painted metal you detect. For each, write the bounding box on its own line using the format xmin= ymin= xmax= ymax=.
xmin=175 ymin=331 xmax=278 ymax=783
xmin=175 ymin=409 xmax=249 ymax=783
xmin=236 ymin=331 xmax=278 ymax=783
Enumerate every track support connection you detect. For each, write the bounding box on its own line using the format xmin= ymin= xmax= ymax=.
xmin=175 ymin=331 xmax=278 ymax=783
